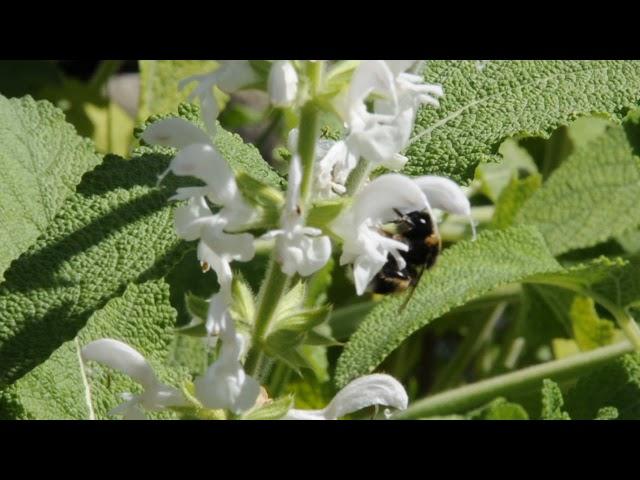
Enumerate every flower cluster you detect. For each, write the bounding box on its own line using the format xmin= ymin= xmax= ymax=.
xmin=82 ymin=60 xmax=478 ymax=420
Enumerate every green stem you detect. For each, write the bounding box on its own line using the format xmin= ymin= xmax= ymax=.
xmin=246 ymin=61 xmax=323 ymax=377
xmin=298 ymin=102 xmax=320 ymax=205
xmin=395 ymin=340 xmax=634 ymax=419
xmin=431 ymin=302 xmax=506 ymax=392
xmin=345 ymin=157 xmax=372 ymax=195
xmin=612 ymin=309 xmax=640 ymax=350
xmin=253 ymin=262 xmax=290 ymax=343
xmin=89 ymin=60 xmax=124 ymax=90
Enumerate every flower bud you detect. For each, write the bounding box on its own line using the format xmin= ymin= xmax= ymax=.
xmin=268 ymin=60 xmax=298 ymax=107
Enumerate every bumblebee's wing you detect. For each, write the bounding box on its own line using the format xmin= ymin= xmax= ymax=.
xmin=398 ymin=263 xmax=427 ymax=313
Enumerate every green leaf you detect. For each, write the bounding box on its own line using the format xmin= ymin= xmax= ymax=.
xmin=565 ymin=352 xmax=640 ymax=419
xmin=406 ymin=61 xmax=640 ymax=183
xmin=540 ymin=379 xmax=570 ymax=419
xmin=185 ymin=291 xmax=209 ymax=321
xmin=0 ymin=95 xmax=101 ymax=282
xmin=242 ymin=395 xmax=294 ymax=420
xmin=516 ymin=121 xmax=640 ymax=255
xmin=0 ymin=151 xmax=185 ymax=387
xmin=466 ymin=398 xmax=529 ymax=420
xmin=307 ymin=199 xmax=350 ymax=235
xmin=534 ymin=256 xmax=640 ymax=311
xmin=569 ymin=296 xmax=617 ymax=351
xmin=492 ymin=174 xmax=542 ymax=229
xmin=304 ymin=257 xmax=335 ymax=308
xmin=217 ymin=127 xmax=285 ymax=189
xmin=0 ymin=280 xmax=185 ymax=419
xmin=475 ymin=138 xmax=538 ymax=203
xmin=335 ymin=225 xmax=562 ymax=387
xmin=137 ymin=60 xmax=218 ymax=122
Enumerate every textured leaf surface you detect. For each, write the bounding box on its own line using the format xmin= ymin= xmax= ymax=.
xmin=335 ymin=226 xmax=562 ymax=387
xmin=516 ymin=122 xmax=640 ymax=255
xmin=566 ymin=352 xmax=640 ymax=419
xmin=540 ymin=379 xmax=570 ymax=419
xmin=569 ymin=296 xmax=616 ymax=351
xmin=0 ymin=280 xmax=184 ymax=419
xmin=138 ymin=60 xmax=217 ymax=122
xmin=0 ymin=152 xmax=183 ymax=387
xmin=492 ymin=174 xmax=541 ymax=229
xmin=214 ymin=127 xmax=285 ymax=189
xmin=0 ymin=95 xmax=101 ymax=281
xmin=534 ymin=256 xmax=640 ymax=311
xmin=406 ymin=61 xmax=640 ymax=182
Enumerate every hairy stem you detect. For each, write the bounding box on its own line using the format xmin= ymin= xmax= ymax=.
xmin=345 ymin=157 xmax=372 ymax=195
xmin=298 ymin=102 xmax=320 ymax=205
xmin=395 ymin=340 xmax=634 ymax=419
xmin=246 ymin=61 xmax=323 ymax=376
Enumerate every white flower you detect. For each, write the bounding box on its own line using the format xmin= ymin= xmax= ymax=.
xmin=268 ymin=60 xmax=298 ymax=107
xmin=204 ymin=289 xmax=234 ymax=337
xmin=143 ymin=118 xmax=251 ymax=209
xmin=175 ymin=196 xmax=255 ymax=287
xmin=333 ymin=173 xmax=473 ymax=295
xmin=194 ymin=330 xmax=260 ymax=414
xmin=339 ymin=60 xmax=443 ymax=172
xmin=333 ymin=174 xmax=430 ymax=295
xmin=81 ymin=339 xmax=186 ymax=420
xmin=314 ymin=140 xmax=358 ymax=199
xmin=283 ymin=374 xmax=408 ymax=420
xmin=178 ymin=60 xmax=259 ymax=133
xmin=143 ymin=118 xmax=257 ymax=286
xmin=287 ymin=128 xmax=356 ymax=200
xmin=262 ymin=155 xmax=332 ymax=276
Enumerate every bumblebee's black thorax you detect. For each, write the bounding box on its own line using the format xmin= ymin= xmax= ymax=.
xmin=396 ymin=210 xmax=440 ymax=269
xmin=370 ymin=209 xmax=442 ymax=295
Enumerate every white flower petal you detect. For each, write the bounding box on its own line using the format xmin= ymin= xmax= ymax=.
xmin=282 ymin=374 xmax=408 ymax=420
xmin=282 ymin=409 xmax=327 ymax=420
xmin=83 ymin=339 xmax=187 ymax=417
xmin=194 ymin=332 xmax=260 ymax=414
xmin=351 ymin=174 xmax=429 ymax=224
xmin=214 ymin=60 xmax=259 ymax=93
xmin=413 ymin=176 xmax=471 ymax=216
xmin=201 ymin=224 xmax=256 ymax=264
xmin=174 ymin=197 xmax=220 ymax=241
xmin=298 ymin=235 xmax=332 ymax=277
xmin=285 ymin=154 xmax=302 ymax=212
xmin=170 ymin=144 xmax=238 ymax=204
xmin=268 ymin=60 xmax=298 ymax=107
xmin=348 ymin=60 xmax=397 ymax=115
xmin=197 ymin=241 xmax=234 ymax=287
xmin=322 ymin=374 xmax=408 ymax=419
xmin=141 ymin=118 xmax=211 ymax=149
xmin=384 ymin=60 xmax=418 ymax=76
xmin=81 ymin=339 xmax=158 ymax=391
xmin=352 ymin=255 xmax=386 ymax=296
xmin=109 ymin=395 xmax=147 ymax=420
xmin=205 ymin=291 xmax=234 ymax=337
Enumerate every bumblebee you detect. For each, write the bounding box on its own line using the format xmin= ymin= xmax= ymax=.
xmin=371 ymin=209 xmax=442 ymax=301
